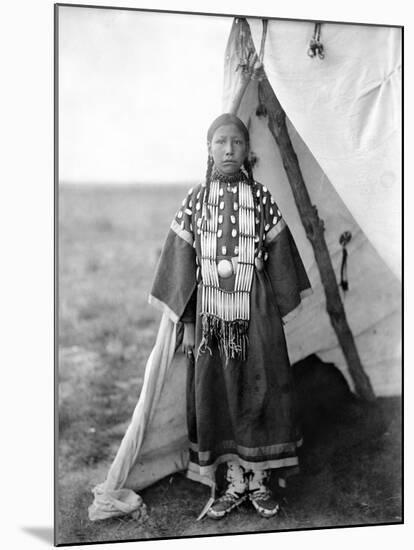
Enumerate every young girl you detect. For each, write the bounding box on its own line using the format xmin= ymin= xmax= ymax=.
xmin=150 ymin=113 xmax=311 ymax=519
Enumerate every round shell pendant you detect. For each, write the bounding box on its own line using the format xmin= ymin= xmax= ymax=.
xmin=217 ymin=259 xmax=233 ymax=278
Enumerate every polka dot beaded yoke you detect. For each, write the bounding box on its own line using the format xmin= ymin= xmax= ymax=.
xmin=173 ymin=172 xmax=283 ymax=363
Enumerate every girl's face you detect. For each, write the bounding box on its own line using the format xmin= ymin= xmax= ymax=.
xmin=208 ymin=123 xmax=249 ymax=176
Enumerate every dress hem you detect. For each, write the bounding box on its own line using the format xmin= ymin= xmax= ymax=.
xmin=187 ymin=453 xmax=299 ymax=483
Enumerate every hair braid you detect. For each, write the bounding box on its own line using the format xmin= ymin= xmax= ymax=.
xmin=243 ymin=158 xmax=255 ymax=187
xmin=203 ymin=155 xmax=214 ymax=188
xmin=200 ymin=155 xmax=214 ymax=227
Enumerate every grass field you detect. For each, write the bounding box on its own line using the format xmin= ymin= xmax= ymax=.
xmin=57 ymin=184 xmax=402 ymax=545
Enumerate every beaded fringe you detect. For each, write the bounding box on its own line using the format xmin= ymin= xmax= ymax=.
xmin=197 ymin=176 xmax=255 ymax=363
xmin=198 ymin=314 xmax=249 ymax=363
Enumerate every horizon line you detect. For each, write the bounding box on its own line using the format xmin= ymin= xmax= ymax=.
xmin=59 ymin=180 xmax=198 ymax=186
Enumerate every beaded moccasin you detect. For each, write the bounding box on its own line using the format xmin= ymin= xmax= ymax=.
xmin=249 ymin=488 xmax=280 ymax=518
xmin=206 ymin=491 xmax=248 ymax=519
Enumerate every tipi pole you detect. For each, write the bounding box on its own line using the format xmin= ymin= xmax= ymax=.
xmin=258 ymin=76 xmax=376 ymax=402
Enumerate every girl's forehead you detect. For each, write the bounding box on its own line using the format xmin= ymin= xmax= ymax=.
xmin=212 ymin=124 xmax=247 ymax=139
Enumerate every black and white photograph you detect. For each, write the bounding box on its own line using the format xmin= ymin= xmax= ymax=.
xmin=55 ymin=3 xmax=402 ymax=546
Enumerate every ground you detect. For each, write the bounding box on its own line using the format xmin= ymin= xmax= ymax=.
xmin=57 ymin=184 xmax=402 ymax=545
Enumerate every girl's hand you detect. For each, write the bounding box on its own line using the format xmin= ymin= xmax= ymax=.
xmin=182 ymin=322 xmax=195 ymax=357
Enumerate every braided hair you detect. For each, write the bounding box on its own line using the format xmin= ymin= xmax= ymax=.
xmin=199 ymin=155 xmax=214 ymax=228
xmin=202 ymin=155 xmax=214 ymax=188
xmin=243 ymin=157 xmax=254 ymax=187
xmin=243 ymin=156 xmax=264 ymax=251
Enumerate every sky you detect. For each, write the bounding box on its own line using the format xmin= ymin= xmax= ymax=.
xmin=58 ymin=6 xmax=233 ymax=183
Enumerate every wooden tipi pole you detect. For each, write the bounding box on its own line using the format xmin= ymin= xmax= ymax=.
xmin=258 ymin=76 xmax=375 ymax=401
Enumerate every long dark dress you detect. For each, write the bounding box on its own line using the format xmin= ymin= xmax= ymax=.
xmin=150 ymin=173 xmax=311 ymax=487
